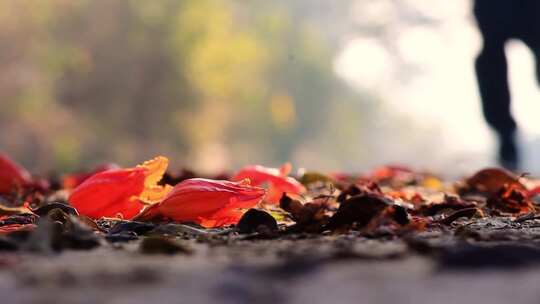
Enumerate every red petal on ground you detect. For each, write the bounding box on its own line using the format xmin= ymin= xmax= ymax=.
xmin=68 ymin=168 xmax=147 ymax=219
xmin=487 ymin=184 xmax=535 ymax=215
xmin=141 ymin=178 xmax=265 ymax=228
xmin=231 ymin=164 xmax=305 ymax=204
xmin=0 ymin=153 xmax=32 ymax=194
xmin=528 ymin=186 xmax=540 ymax=198
xmin=197 ymin=208 xmax=244 ymax=228
xmin=68 ymin=156 xmax=171 ymax=220
xmin=361 ymin=165 xmax=413 ymax=183
xmin=63 ymin=163 xmax=120 ymax=189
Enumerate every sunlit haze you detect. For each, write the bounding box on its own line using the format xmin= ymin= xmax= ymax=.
xmin=334 ymin=0 xmax=540 ymax=175
xmin=2 ymin=0 xmax=540 ymax=176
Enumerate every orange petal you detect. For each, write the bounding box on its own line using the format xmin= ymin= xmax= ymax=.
xmin=266 ymin=185 xmax=286 ymax=204
xmin=198 ymin=208 xmax=244 ymax=228
xmin=137 ymin=156 xmax=172 ymax=203
xmin=68 ymin=156 xmax=171 ymax=219
xmin=279 ymin=162 xmax=292 ymax=176
xmin=0 ymin=153 xmax=31 ymax=194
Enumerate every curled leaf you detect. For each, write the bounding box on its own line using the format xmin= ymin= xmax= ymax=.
xmin=437 ymin=207 xmax=479 ymax=225
xmin=231 ymin=163 xmax=305 ymax=204
xmin=236 ymin=208 xmax=278 ymax=235
xmin=417 ymin=195 xmax=476 ymax=216
xmin=68 ymin=156 xmax=172 ymax=220
xmin=280 ymin=194 xmax=327 ymax=226
xmin=138 ymin=178 xmax=266 ymax=228
xmin=0 ymin=203 xmax=34 ymax=217
xmin=326 ymin=193 xmax=391 ymax=231
xmin=464 ymin=168 xmax=525 ymax=195
xmin=487 ymin=184 xmax=535 ymax=215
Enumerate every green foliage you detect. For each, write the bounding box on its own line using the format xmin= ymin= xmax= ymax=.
xmin=0 ymin=0 xmax=369 ymax=172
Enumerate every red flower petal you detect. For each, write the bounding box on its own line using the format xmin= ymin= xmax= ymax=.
xmin=139 ymin=178 xmax=266 ymax=228
xmin=197 ymin=208 xmax=244 ymax=228
xmin=365 ymin=165 xmax=413 ymax=181
xmin=528 ymin=186 xmax=540 ymax=198
xmin=231 ymin=163 xmax=305 ymax=204
xmin=68 ymin=156 xmax=171 ymax=220
xmin=0 ymin=153 xmax=32 ymax=194
xmin=63 ymin=163 xmax=120 ymax=189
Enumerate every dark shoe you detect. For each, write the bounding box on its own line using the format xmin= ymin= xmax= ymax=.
xmin=498 ymin=133 xmax=519 ymax=171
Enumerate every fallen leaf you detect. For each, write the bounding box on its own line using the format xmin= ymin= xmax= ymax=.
xmin=464 ymin=167 xmax=525 ymax=195
xmin=237 ymin=208 xmax=278 ymax=234
xmin=68 ymin=156 xmax=172 ymax=220
xmin=231 ymin=163 xmax=305 ymax=204
xmin=336 ymin=182 xmax=383 ymax=203
xmin=487 ymin=184 xmax=535 ymax=215
xmin=437 ymin=207 xmax=479 ymax=225
xmin=138 ymin=178 xmax=265 ymax=228
xmin=0 ymin=153 xmax=32 ymax=195
xmin=417 ymin=195 xmax=476 ymax=216
xmin=326 ymin=193 xmax=390 ymax=231
xmin=0 ymin=203 xmax=34 ymax=217
xmin=62 ymin=163 xmax=120 ymax=189
xmin=32 ymin=202 xmax=78 ymax=216
xmin=280 ymin=194 xmax=329 ymax=231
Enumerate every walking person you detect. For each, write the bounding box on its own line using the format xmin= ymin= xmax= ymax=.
xmin=474 ymin=0 xmax=540 ymax=170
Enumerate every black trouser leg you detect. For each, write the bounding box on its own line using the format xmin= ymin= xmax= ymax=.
xmin=475 ymin=43 xmax=518 ymax=169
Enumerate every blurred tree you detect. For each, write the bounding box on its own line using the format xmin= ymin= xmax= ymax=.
xmin=0 ymin=0 xmax=381 ymax=173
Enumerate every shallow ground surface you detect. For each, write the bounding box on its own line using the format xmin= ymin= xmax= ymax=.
xmin=3 ymin=164 xmax=540 ymax=304
xmin=3 ymin=218 xmax=540 ymax=304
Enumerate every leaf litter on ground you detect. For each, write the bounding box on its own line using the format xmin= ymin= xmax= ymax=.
xmin=2 ymin=154 xmax=540 ymax=270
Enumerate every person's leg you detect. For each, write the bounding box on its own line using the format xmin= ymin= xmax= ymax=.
xmin=474 ymin=0 xmax=518 ymax=169
xmin=475 ymin=43 xmax=514 ymax=135
xmin=475 ymin=42 xmax=518 ymax=170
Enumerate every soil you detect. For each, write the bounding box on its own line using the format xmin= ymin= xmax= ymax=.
xmin=3 ymin=217 xmax=540 ymax=304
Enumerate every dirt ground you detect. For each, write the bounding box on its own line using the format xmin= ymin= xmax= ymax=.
xmin=3 ymin=217 xmax=540 ymax=304
xmin=3 ymin=166 xmax=540 ymax=304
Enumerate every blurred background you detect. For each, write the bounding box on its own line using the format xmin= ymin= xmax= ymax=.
xmin=2 ymin=0 xmax=540 ymax=175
